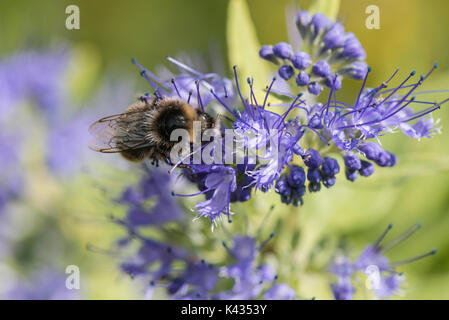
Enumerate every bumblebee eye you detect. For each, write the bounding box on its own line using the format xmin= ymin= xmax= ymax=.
xmin=157 ymin=108 xmax=188 ymax=141
xmin=165 ymin=115 xmax=186 ymax=132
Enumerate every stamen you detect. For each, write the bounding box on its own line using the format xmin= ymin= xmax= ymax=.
xmin=423 ymin=62 xmax=438 ymax=80
xmin=382 ymin=70 xmax=416 ymax=102
xmin=132 ymin=58 xmax=168 ymax=95
xmin=384 ymin=67 xmax=400 ymax=85
xmin=247 ymin=77 xmax=261 ymax=120
xmin=354 ymin=66 xmax=371 ymax=108
xmin=278 ymin=93 xmax=303 ymax=126
xmin=336 ymin=96 xmax=418 ymax=130
xmin=391 ymin=248 xmax=437 ymax=267
xmin=412 ymin=89 xmax=449 ymax=96
xmin=269 ymin=87 xmax=297 ymax=100
xmin=171 ymin=78 xmax=182 ymax=99
xmin=247 ymin=77 xmax=254 ymax=105
xmin=382 ymin=222 xmax=421 ymax=252
xmin=259 ymin=232 xmax=275 ymax=250
xmin=210 ymin=89 xmax=240 ymax=120
xmin=329 ymin=89 xmax=340 ymax=126
xmin=439 ymin=96 xmax=449 ymax=105
xmin=223 ymin=82 xmax=228 ymax=98
xmin=263 ymin=77 xmax=277 ymax=109
xmin=408 ymin=105 xmax=440 ymax=118
xmin=222 ymin=240 xmax=232 ymax=255
xmin=268 ymin=103 xmax=309 ymax=113
xmin=195 ymin=80 xmax=204 ymax=111
xmin=256 ymin=205 xmax=275 ymax=239
xmin=373 ymin=223 xmax=393 ymax=249
xmin=210 ymin=89 xmax=256 ymax=130
xmin=402 ymin=104 xmax=440 ymax=123
xmin=187 ymin=90 xmax=193 ymax=104
xmin=320 ymin=77 xmax=337 ymax=120
xmin=305 ymin=126 xmax=329 ymax=145
xmin=167 ymin=56 xmax=202 ymax=77
xmin=384 ymin=72 xmax=424 ymax=116
xmin=233 ymin=65 xmax=248 ymax=108
xmin=381 ymin=96 xmax=417 ymax=122
xmin=388 ymin=99 xmax=435 ymax=105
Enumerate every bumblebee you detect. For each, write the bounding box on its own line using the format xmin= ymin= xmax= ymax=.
xmin=88 ymin=96 xmax=218 ymax=163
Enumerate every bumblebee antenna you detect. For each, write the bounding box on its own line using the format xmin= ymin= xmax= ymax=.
xmin=195 ymin=80 xmax=205 ymax=111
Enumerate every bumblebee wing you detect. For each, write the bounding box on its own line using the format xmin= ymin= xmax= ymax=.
xmin=88 ymin=111 xmax=154 ymax=153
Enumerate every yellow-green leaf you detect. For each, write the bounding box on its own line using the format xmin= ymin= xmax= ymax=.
xmin=65 ymin=43 xmax=101 ymax=104
xmin=308 ymin=0 xmax=341 ymax=21
xmin=227 ymin=0 xmax=270 ymax=100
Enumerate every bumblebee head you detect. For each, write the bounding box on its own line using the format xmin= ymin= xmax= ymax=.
xmin=148 ymin=98 xmax=217 ymax=146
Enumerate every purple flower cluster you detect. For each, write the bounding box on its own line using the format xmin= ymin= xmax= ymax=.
xmin=0 ymin=49 xmax=72 ymax=210
xmin=217 ymin=234 xmax=295 ymax=300
xmin=129 ymin=19 xmax=444 ymax=227
xmin=132 ymin=57 xmax=240 ymax=229
xmin=0 ymin=49 xmax=69 ymax=123
xmin=133 ymin=57 xmax=444 ymax=228
xmin=114 ymin=164 xmax=185 ymax=232
xmin=0 ymin=48 xmax=108 ymax=180
xmin=269 ymin=64 xmax=443 ymax=204
xmin=260 ymin=11 xmax=367 ymax=95
xmin=5 ymin=270 xmax=80 ymax=300
xmin=120 ymin=232 xmax=294 ymax=300
xmin=115 ymin=169 xmax=294 ymax=299
xmin=331 ymin=223 xmax=436 ymax=300
xmin=132 ymin=56 xmax=234 ymax=109
xmin=169 ymin=67 xmax=309 ymax=224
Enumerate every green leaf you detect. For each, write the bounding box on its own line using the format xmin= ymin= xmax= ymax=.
xmin=226 ymin=0 xmax=270 ymax=100
xmin=66 ymin=43 xmax=101 ymax=104
xmin=308 ymin=0 xmax=341 ymax=21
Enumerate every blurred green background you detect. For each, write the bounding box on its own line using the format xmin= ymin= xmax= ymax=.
xmin=0 ymin=0 xmax=448 ymax=299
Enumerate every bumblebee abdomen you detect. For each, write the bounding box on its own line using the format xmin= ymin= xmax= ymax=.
xmin=120 ymin=147 xmax=153 ymax=162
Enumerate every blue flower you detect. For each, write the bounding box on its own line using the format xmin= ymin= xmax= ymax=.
xmin=115 ymin=166 xmax=184 ymax=231
xmin=168 ymin=260 xmax=219 ymax=300
xmin=331 ymin=277 xmax=355 ymax=300
xmin=46 ymin=113 xmax=92 ymax=175
xmin=132 ymin=56 xmax=234 ymax=109
xmin=6 ymin=270 xmax=80 ymax=300
xmin=330 ymin=223 xmax=436 ymax=299
xmin=0 ymin=49 xmax=69 ymax=124
xmin=119 ymin=224 xmax=294 ymax=300
xmin=271 ymin=63 xmax=445 ymax=198
xmin=273 ymin=42 xmax=293 ymax=59
xmin=264 ymin=283 xmax=297 ymax=300
xmin=192 ymin=166 xmax=237 ymax=229
xmin=260 ymin=10 xmax=367 ymax=95
xmin=130 ymin=53 xmax=445 ymax=214
xmin=131 ymin=56 xmax=241 ymax=229
xmin=217 ymin=233 xmax=295 ymax=300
